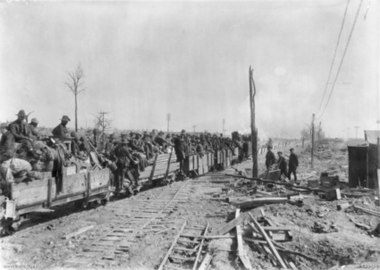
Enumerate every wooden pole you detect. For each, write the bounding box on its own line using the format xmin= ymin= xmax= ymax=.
xmin=377 ymin=137 xmax=380 ymax=194
xmin=249 ymin=67 xmax=258 ymax=178
xmin=167 ymin=113 xmax=170 ymax=133
xmin=311 ymin=113 xmax=315 ymax=169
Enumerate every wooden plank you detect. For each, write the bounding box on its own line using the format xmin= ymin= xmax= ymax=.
xmin=262 ymin=227 xmax=291 ymax=232
xmin=216 ymin=215 xmax=243 ymax=235
xmin=198 ymin=252 xmax=213 ymax=270
xmin=164 ymin=150 xmax=173 ymax=180
xmin=12 ymin=178 xmax=52 ymax=207
xmin=149 ymin=154 xmax=159 ymax=182
xmin=179 ymin=234 xmax=235 ymax=239
xmin=236 ymin=208 xmax=253 ymax=270
xmin=158 ymin=221 xmax=187 ymax=270
xmin=63 ymin=225 xmax=94 ymax=240
xmin=248 ymin=213 xmax=286 ymax=268
xmin=62 ymin=172 xmax=87 ymax=195
xmin=229 ymin=197 xmax=287 ymax=210
xmin=353 ymin=205 xmax=380 ymax=218
xmin=89 ymin=168 xmax=109 ymax=189
xmin=47 ymin=178 xmax=52 ymax=207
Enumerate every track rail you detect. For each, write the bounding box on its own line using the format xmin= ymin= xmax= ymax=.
xmin=53 ymin=181 xmax=192 ymax=268
xmin=158 ymin=221 xmax=209 ymax=270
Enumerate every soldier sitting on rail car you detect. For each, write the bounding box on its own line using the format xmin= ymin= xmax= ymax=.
xmin=28 ymin=118 xmax=41 ymax=140
xmin=195 ymin=137 xmax=205 ymax=158
xmin=8 ymin=110 xmax=33 ymax=144
xmin=154 ymin=131 xmax=170 ymax=153
xmin=52 ymin=115 xmax=71 ymax=141
xmin=70 ymin=132 xmax=88 ymax=160
xmin=129 ymin=132 xmax=144 ymax=153
xmin=142 ymin=133 xmax=155 ymax=160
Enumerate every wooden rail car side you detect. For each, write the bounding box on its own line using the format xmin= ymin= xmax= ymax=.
xmin=138 ymin=152 xmax=180 ymax=184
xmin=1 ymin=167 xmax=111 ymax=232
xmin=183 ymin=148 xmax=239 ymax=177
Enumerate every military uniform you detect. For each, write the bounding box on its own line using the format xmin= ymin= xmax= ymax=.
xmin=265 ymin=148 xmax=276 ymax=170
xmin=8 ymin=110 xmax=31 ymax=143
xmin=52 ymin=115 xmax=71 ymax=140
xmin=288 ymin=149 xmax=299 ymax=181
xmin=277 ymin=153 xmax=287 ymax=179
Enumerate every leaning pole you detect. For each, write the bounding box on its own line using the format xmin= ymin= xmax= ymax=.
xmin=249 ymin=66 xmax=258 ymax=178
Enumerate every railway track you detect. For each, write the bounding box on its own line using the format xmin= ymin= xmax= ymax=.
xmin=51 ymin=180 xmax=193 ymax=269
xmin=158 ymin=221 xmax=209 ymax=270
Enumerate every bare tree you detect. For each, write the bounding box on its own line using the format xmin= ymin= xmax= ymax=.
xmin=94 ymin=111 xmax=112 ymax=150
xmin=65 ymin=65 xmax=85 ymax=131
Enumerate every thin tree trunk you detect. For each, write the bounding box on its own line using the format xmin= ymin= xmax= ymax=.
xmin=75 ymin=93 xmax=78 ymax=131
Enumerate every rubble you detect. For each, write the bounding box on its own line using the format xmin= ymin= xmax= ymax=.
xmin=311 ymin=221 xmax=339 ymax=233
xmin=1 ymin=138 xmax=379 ymax=270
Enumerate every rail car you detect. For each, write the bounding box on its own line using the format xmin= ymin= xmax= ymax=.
xmin=0 ymin=141 xmax=242 ymax=235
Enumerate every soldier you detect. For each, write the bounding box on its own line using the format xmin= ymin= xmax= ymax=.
xmin=277 ymin=151 xmax=287 ymax=180
xmin=288 ymin=148 xmax=299 ymax=182
xmin=104 ymin=133 xmax=116 ymax=158
xmin=29 ymin=118 xmax=40 ymax=139
xmin=8 ymin=110 xmax=32 ymax=143
xmin=111 ymin=138 xmax=139 ymax=193
xmin=154 ymin=131 xmax=167 ymax=148
xmin=52 ymin=115 xmax=71 ymax=140
xmin=129 ymin=132 xmax=144 ymax=153
xmin=265 ymin=145 xmax=276 ymax=170
xmin=174 ymin=130 xmax=187 ymax=178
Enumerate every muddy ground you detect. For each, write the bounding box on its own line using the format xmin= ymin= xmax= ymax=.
xmin=0 ymin=141 xmax=379 ymax=270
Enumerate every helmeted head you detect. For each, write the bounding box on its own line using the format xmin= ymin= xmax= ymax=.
xmin=16 ymin=110 xmax=26 ymax=121
xmin=277 ymin=151 xmax=283 ymax=156
xmin=120 ymin=133 xmax=129 ymax=142
xmin=71 ymin=131 xmax=79 ymax=140
xmin=61 ymin=115 xmax=71 ymax=123
xmin=135 ymin=132 xmax=142 ymax=139
xmin=30 ymin=118 xmax=39 ymax=126
xmin=290 ymin=148 xmax=294 ymax=153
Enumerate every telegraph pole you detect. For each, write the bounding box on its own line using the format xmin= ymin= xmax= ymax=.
xmin=222 ymin=119 xmax=226 ymax=135
xmin=192 ymin=125 xmax=197 ymax=133
xmin=167 ymin=113 xmax=171 ymax=133
xmin=311 ymin=113 xmax=315 ymax=169
xmin=354 ymin=126 xmax=359 ymax=139
xmin=249 ymin=66 xmax=258 ymax=178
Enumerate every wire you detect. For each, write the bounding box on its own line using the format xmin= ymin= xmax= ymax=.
xmin=318 ymin=0 xmax=364 ymax=120
xmin=317 ymin=0 xmax=350 ymax=114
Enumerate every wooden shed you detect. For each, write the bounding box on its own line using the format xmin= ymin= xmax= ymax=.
xmin=347 ymin=131 xmax=380 ymax=189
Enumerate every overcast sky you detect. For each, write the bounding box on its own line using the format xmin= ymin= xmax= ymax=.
xmin=0 ymin=0 xmax=378 ymax=139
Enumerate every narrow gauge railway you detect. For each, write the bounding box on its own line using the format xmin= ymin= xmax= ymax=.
xmin=0 ymin=139 xmax=247 ymax=235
